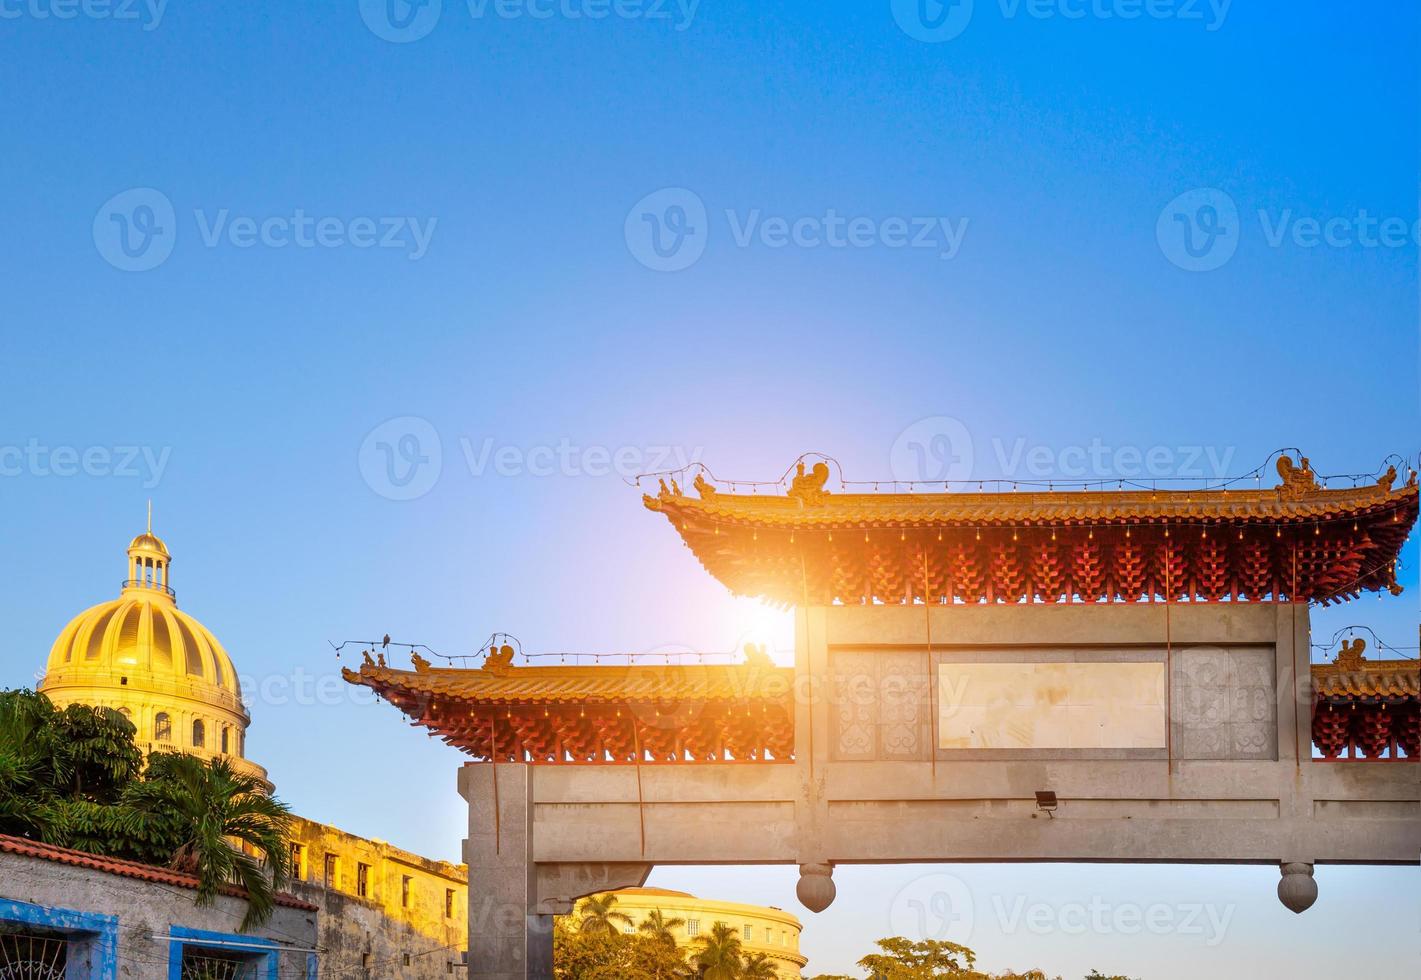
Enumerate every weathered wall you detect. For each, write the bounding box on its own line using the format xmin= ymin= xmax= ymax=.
xmin=0 ymin=849 xmax=316 ymax=979
xmin=287 ymin=817 xmax=467 ymax=979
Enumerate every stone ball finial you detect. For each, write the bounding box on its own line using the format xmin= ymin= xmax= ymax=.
xmin=1278 ymin=862 xmax=1317 ymax=914
xmin=796 ymin=863 xmax=836 ymax=913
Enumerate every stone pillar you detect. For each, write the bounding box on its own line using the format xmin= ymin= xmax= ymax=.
xmin=460 ymin=763 xmax=552 ymax=980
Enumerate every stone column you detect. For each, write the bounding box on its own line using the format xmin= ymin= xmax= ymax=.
xmin=460 ymin=763 xmax=552 ymax=980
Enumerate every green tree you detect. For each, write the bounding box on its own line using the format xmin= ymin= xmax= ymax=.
xmin=577 ymin=893 xmax=636 ymax=936
xmin=123 ymin=752 xmax=292 ymax=930
xmin=859 ymin=937 xmax=980 ymax=979
xmin=639 ymin=908 xmax=688 ymax=946
xmin=741 ymin=951 xmax=780 ymax=980
xmin=0 ymin=690 xmax=295 ymax=932
xmin=692 ymin=921 xmax=744 ymax=980
xmin=626 ymin=931 xmax=691 ymax=980
xmin=554 ymin=915 xmax=689 ymax=980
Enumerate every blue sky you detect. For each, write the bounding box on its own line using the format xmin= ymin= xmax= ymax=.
xmin=1 ymin=2 xmax=1417 ymax=976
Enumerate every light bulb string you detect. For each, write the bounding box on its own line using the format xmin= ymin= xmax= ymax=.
xmin=631 ymin=448 xmax=1417 ymax=496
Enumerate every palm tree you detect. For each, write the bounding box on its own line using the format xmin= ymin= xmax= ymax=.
xmin=741 ymin=952 xmax=779 ymax=980
xmin=577 ymin=892 xmax=634 ymax=936
xmin=693 ymin=921 xmax=744 ymax=980
xmin=639 ymin=908 xmax=687 ymax=946
xmin=124 ymin=753 xmax=292 ymax=930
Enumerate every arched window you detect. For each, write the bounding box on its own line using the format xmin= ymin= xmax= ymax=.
xmin=192 ymin=719 xmax=205 ymax=748
xmin=221 ymin=727 xmax=230 ymax=754
xmin=154 ymin=712 xmax=172 ymax=742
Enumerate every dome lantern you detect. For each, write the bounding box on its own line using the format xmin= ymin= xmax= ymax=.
xmin=124 ymin=501 xmax=173 ymax=599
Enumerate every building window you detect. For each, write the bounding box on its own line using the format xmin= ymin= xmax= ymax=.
xmin=743 ymin=924 xmax=753 ymax=942
xmin=445 ymin=889 xmax=455 ymax=919
xmin=169 ymin=927 xmax=285 ymax=980
xmin=154 ymin=712 xmax=172 ymax=742
xmin=192 ymin=719 xmax=205 ymax=748
xmin=686 ymin=920 xmax=700 ymax=937
xmin=290 ymin=843 xmax=306 ymax=881
xmin=324 ymin=854 xmax=338 ymax=888
xmin=221 ymin=727 xmax=230 ymax=754
xmin=357 ymin=863 xmax=370 ymax=899
xmin=0 ymin=899 xmax=120 ymax=980
xmin=401 ymin=876 xmax=413 ymax=909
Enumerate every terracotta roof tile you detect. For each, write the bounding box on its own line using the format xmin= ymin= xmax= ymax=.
xmin=344 ymin=662 xmax=793 ymax=704
xmin=0 ymin=833 xmax=317 ymax=911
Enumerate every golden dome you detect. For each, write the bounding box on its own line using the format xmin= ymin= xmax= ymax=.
xmin=38 ymin=521 xmax=268 ymax=790
xmin=127 ymin=531 xmax=171 ymax=558
xmin=45 ymin=595 xmax=241 ymax=701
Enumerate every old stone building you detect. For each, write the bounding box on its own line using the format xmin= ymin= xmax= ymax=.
xmin=0 ymin=832 xmax=319 ymax=978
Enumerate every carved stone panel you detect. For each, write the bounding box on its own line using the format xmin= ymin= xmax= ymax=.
xmin=829 ymin=650 xmax=931 ymax=761
xmin=1171 ymin=645 xmax=1277 ymax=761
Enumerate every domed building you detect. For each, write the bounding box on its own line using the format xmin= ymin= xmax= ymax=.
xmin=39 ymin=523 xmax=269 ymax=790
xmin=606 ymin=887 xmax=806 ymax=978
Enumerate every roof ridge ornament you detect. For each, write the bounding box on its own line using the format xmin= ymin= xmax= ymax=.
xmin=693 ymin=472 xmax=717 ymax=498
xmin=482 ymin=643 xmax=517 ymax=675
xmin=1276 ymin=453 xmax=1321 ymax=500
xmin=787 ymin=460 xmax=831 ymax=506
xmin=1334 ymin=637 xmax=1367 ymax=670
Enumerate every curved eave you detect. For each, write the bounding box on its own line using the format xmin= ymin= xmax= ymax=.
xmin=342 ymin=663 xmax=796 ymax=705
xmin=645 ymin=481 xmax=1419 ymax=530
xmin=1311 ymin=661 xmax=1420 ymax=702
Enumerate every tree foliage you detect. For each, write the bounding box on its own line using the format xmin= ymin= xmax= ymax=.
xmin=809 ymin=936 xmax=1133 ymax=980
xmin=554 ymin=904 xmax=690 ymax=980
xmin=0 ymin=688 xmax=293 ymax=930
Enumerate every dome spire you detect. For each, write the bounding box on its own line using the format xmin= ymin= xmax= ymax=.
xmin=124 ymin=505 xmax=173 ymax=601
